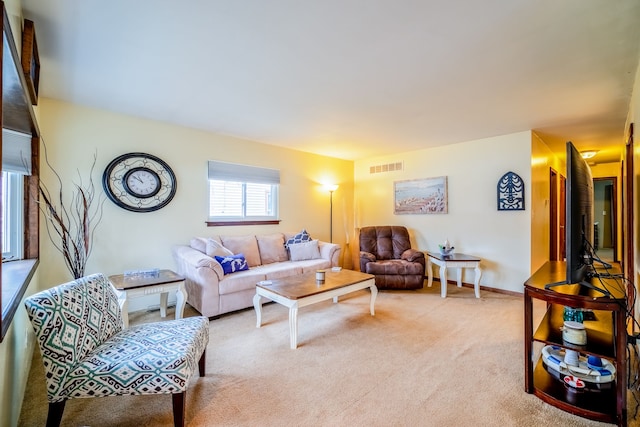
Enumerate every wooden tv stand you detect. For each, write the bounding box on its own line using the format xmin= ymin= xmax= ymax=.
xmin=524 ymin=261 xmax=628 ymax=426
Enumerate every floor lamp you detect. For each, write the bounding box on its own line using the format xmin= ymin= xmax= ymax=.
xmin=326 ymin=185 xmax=338 ymax=243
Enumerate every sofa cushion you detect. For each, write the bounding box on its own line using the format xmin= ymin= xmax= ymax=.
xmin=254 ymin=262 xmax=304 ymax=280
xmin=285 ymin=229 xmax=312 ymax=249
xmin=218 ymin=269 xmax=266 ymax=295
xmin=289 ymin=239 xmax=321 ymax=261
xmin=206 ymin=238 xmax=234 ymax=258
xmin=256 ymin=233 xmax=288 ymax=264
xmin=220 ymin=235 xmax=262 ymax=267
xmin=214 ymin=254 xmax=250 ymax=275
xmin=295 ymin=258 xmax=333 ymax=273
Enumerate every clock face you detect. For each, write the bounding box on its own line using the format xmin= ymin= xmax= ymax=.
xmin=123 ymin=168 xmax=161 ymax=198
xmin=102 ymin=153 xmax=177 ymax=212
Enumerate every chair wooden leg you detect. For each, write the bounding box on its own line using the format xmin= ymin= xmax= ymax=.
xmin=46 ymin=401 xmax=66 ymax=427
xmin=198 ymin=350 xmax=206 ymax=377
xmin=172 ymin=392 xmax=185 ymax=427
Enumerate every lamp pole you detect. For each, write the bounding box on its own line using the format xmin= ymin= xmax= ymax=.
xmin=329 ymin=189 xmax=334 ymax=243
xmin=326 ymin=184 xmax=338 ymax=243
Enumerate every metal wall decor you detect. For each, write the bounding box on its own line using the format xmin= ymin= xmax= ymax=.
xmin=497 ymin=171 xmax=524 ymax=211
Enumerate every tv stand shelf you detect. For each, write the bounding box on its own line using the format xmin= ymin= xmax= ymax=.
xmin=524 ymin=261 xmax=627 ymax=426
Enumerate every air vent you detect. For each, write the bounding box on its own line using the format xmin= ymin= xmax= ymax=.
xmin=369 ymin=161 xmax=403 ymax=174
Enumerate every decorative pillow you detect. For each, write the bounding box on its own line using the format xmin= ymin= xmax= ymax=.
xmin=256 ymin=233 xmax=288 ymax=264
xmin=285 ymin=229 xmax=312 ymax=249
xmin=214 ymin=254 xmax=250 ymax=275
xmin=220 ymin=235 xmax=262 ymax=267
xmin=288 ymin=240 xmax=321 ymax=261
xmin=205 ymin=238 xmax=234 ymax=258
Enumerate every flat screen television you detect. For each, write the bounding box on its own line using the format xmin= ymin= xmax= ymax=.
xmin=546 ymin=141 xmax=609 ymax=295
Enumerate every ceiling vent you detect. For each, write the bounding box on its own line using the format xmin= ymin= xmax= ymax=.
xmin=369 ymin=161 xmax=403 ymax=174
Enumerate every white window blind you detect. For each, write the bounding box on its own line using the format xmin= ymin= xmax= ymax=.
xmin=207 ymin=160 xmax=280 ymax=184
xmin=2 ymin=129 xmax=32 ymax=175
xmin=207 ymin=161 xmax=279 ymax=221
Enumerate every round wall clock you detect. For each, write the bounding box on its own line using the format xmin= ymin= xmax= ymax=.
xmin=102 ymin=152 xmax=177 ymax=212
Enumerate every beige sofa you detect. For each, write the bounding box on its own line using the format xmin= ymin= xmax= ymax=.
xmin=172 ymin=232 xmax=341 ymax=317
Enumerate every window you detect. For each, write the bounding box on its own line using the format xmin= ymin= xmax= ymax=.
xmin=207 ymin=161 xmax=279 ymax=224
xmin=2 ymin=171 xmax=23 ymax=261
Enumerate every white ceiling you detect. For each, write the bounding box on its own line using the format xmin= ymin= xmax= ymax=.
xmin=20 ymin=0 xmax=640 ymax=163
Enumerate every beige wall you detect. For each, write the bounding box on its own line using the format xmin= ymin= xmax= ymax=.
xmin=354 ymin=131 xmax=532 ymax=294
xmin=37 ymin=98 xmax=354 ymax=308
xmin=0 ymin=272 xmax=39 ymax=427
xmin=530 ymin=132 xmax=563 ymax=272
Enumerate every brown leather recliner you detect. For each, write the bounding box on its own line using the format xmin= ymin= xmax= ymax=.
xmin=359 ymin=226 xmax=425 ymax=290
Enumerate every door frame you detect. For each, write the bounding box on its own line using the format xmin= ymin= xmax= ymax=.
xmin=593 ymin=177 xmax=617 ymax=262
xmin=549 ymin=168 xmax=559 ymax=261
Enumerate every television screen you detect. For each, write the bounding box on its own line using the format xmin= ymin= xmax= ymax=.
xmin=565 ymin=141 xmax=594 ymax=284
xmin=546 ymin=141 xmax=609 ymax=295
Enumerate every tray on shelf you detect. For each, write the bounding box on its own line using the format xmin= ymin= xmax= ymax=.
xmin=541 ymin=345 xmax=615 ymax=386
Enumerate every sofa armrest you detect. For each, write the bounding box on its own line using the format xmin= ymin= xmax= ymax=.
xmin=318 ymin=241 xmax=341 ymax=267
xmin=172 ymin=245 xmax=224 ymax=282
xmin=401 ymin=248 xmax=425 ymax=264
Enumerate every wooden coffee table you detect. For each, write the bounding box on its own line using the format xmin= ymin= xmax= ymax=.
xmin=253 ymin=269 xmax=377 ymax=349
xmin=108 ymin=269 xmax=186 ymax=327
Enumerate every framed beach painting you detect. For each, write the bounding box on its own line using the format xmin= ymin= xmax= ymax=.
xmin=394 ymin=176 xmax=448 ymax=214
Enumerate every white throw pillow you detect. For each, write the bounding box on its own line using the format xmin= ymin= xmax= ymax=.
xmin=288 ymin=240 xmax=321 ymax=261
xmin=205 ymin=238 xmax=234 ymax=258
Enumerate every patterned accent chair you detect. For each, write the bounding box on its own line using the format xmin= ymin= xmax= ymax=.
xmin=24 ymin=273 xmax=210 ymax=427
xmin=359 ymin=226 xmax=425 ymax=290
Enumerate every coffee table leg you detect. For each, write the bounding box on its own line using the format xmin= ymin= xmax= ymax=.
xmin=175 ymin=283 xmax=186 ymax=319
xmin=253 ymin=294 xmax=263 ymax=328
xmin=427 ymin=258 xmax=433 ymax=287
xmin=289 ymin=306 xmax=298 ymax=349
xmin=369 ymin=284 xmax=378 ymax=315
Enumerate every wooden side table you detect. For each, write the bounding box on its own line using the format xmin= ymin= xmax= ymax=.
xmin=108 ymin=269 xmax=187 ymax=327
xmin=426 ymin=252 xmax=482 ymax=298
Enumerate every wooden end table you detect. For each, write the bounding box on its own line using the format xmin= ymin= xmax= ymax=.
xmin=426 ymin=252 xmax=482 ymax=298
xmin=108 ymin=269 xmax=187 ymax=327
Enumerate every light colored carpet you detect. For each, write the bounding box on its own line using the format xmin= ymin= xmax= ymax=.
xmin=18 ymin=282 xmax=639 ymax=426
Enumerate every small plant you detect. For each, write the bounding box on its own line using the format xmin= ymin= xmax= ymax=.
xmin=38 ymin=142 xmax=105 ymax=279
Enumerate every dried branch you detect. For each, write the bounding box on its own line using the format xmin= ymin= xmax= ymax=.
xmin=37 ymin=140 xmax=105 ymax=279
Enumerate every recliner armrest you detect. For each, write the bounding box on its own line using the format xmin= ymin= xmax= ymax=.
xmin=401 ymin=248 xmax=425 ymax=264
xmin=359 ymin=251 xmax=377 ymax=273
xmin=360 ymin=251 xmax=376 ymax=262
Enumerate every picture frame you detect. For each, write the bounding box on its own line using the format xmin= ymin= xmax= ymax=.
xmin=394 ymin=176 xmax=448 ymax=214
xmin=21 ymin=18 xmax=40 ymax=105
